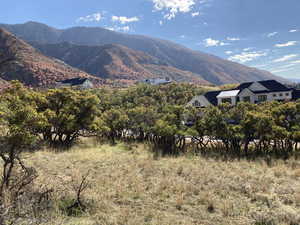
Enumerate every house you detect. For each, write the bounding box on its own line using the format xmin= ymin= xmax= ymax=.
xmin=141 ymin=77 xmax=172 ymax=85
xmin=187 ymin=80 xmax=298 ymax=108
xmin=56 ymin=78 xmax=94 ymax=89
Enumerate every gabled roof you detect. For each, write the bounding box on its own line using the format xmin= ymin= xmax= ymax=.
xmin=237 ymin=80 xmax=291 ymax=92
xmin=217 ymin=90 xmax=240 ymax=98
xmin=236 ymin=82 xmax=252 ymax=90
xmin=59 ymin=78 xmax=89 ymax=86
xmin=204 ymin=90 xmax=221 ymax=106
xmin=259 ymin=80 xmax=291 ymax=92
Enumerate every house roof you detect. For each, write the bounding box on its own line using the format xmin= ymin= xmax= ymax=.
xmin=217 ymin=90 xmax=240 ymax=98
xmin=237 ymin=80 xmax=291 ymax=92
xmin=59 ymin=78 xmax=89 ymax=86
xmin=204 ymin=91 xmax=221 ymax=106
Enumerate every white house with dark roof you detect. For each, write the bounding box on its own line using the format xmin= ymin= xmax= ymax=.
xmin=141 ymin=77 xmax=172 ymax=85
xmin=187 ymin=80 xmax=298 ymax=108
xmin=56 ymin=78 xmax=94 ymax=89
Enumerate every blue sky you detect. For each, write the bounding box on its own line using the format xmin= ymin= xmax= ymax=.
xmin=2 ymin=0 xmax=300 ymax=80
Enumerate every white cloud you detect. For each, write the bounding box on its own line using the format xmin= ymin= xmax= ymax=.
xmin=225 ymin=51 xmax=233 ymax=55
xmin=289 ymin=29 xmax=298 ymax=33
xmin=275 ymin=41 xmax=298 ymax=48
xmin=203 ymin=38 xmax=229 ymax=47
xmin=226 ymin=37 xmax=240 ymax=41
xmin=77 ymin=13 xmax=103 ymax=22
xmin=112 ymin=16 xmax=139 ymax=24
xmin=243 ymin=47 xmax=253 ymax=51
xmin=273 ymin=54 xmax=298 ymax=63
xmin=106 ymin=26 xmax=130 ymax=32
xmin=159 ymin=20 xmax=163 ymax=25
xmin=253 ymin=64 xmax=268 ymax=68
xmin=271 ymin=68 xmax=294 ymax=73
xmin=228 ymin=51 xmax=267 ymax=63
xmin=279 ymin=64 xmax=296 ymax=69
xmin=267 ymin=32 xmax=278 ymax=37
xmin=152 ymin=0 xmax=197 ymax=20
xmin=180 ymin=35 xmax=185 ymax=38
xmin=291 ymin=60 xmax=300 ymax=64
xmin=191 ymin=12 xmax=200 ymax=17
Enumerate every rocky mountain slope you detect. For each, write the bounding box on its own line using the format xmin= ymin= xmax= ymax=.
xmin=0 ymin=21 xmax=286 ymax=85
xmin=0 ymin=27 xmax=99 ymax=86
xmin=30 ymin=41 xmax=210 ymax=84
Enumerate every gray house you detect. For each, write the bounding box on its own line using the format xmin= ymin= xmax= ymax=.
xmin=141 ymin=77 xmax=172 ymax=85
xmin=188 ymin=80 xmax=298 ymax=108
xmin=56 ymin=78 xmax=94 ymax=89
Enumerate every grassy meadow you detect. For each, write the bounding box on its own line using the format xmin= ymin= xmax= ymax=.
xmin=16 ymin=140 xmax=300 ymax=225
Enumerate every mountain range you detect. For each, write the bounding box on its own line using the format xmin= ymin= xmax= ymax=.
xmin=0 ymin=27 xmax=102 ymax=86
xmin=0 ymin=21 xmax=286 ymax=86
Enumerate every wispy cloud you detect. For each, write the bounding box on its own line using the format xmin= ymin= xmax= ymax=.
xmin=271 ymin=68 xmax=294 ymax=73
xmin=274 ymin=41 xmax=298 ymax=48
xmin=243 ymin=47 xmax=253 ymax=51
xmin=273 ymin=54 xmax=298 ymax=63
xmin=290 ymin=60 xmax=300 ymax=64
xmin=191 ymin=12 xmax=200 ymax=17
xmin=77 ymin=13 xmax=103 ymax=22
xmin=267 ymin=32 xmax=278 ymax=37
xmin=228 ymin=51 xmax=267 ymax=63
xmin=106 ymin=26 xmax=130 ymax=32
xmin=226 ymin=37 xmax=240 ymax=41
xmin=289 ymin=29 xmax=298 ymax=33
xmin=111 ymin=16 xmax=139 ymax=24
xmin=225 ymin=51 xmax=233 ymax=55
xmin=203 ymin=38 xmax=229 ymax=47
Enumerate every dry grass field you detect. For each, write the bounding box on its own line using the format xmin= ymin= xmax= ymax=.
xmin=19 ymin=141 xmax=300 ymax=225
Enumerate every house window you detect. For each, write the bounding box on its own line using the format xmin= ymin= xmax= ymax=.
xmin=193 ymin=100 xmax=201 ymax=107
xmin=286 ymin=93 xmax=290 ymax=96
xmin=279 ymin=93 xmax=283 ymax=97
xmin=243 ymin=96 xmax=251 ymax=102
xmin=258 ymin=95 xmax=267 ymax=102
xmin=273 ymin=94 xmax=277 ymax=97
xmin=221 ymin=98 xmax=232 ymax=104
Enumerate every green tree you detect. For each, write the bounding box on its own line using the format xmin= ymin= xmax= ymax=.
xmin=37 ymin=88 xmax=100 ymax=147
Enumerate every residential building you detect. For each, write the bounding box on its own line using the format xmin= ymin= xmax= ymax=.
xmin=187 ymin=80 xmax=298 ymax=108
xmin=141 ymin=77 xmax=172 ymax=85
xmin=56 ymin=78 xmax=94 ymax=89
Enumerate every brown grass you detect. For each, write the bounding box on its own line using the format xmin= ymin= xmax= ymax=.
xmin=19 ymin=141 xmax=300 ymax=225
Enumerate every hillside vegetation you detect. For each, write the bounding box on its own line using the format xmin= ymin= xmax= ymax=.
xmin=0 ymin=82 xmax=300 ymax=224
xmin=30 ymin=42 xmax=210 ymax=85
xmin=0 ymin=28 xmax=98 ymax=86
xmin=20 ymin=143 xmax=300 ymax=225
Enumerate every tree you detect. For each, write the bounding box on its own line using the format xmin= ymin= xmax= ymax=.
xmin=101 ymin=108 xmax=129 ymax=145
xmin=0 ymin=82 xmax=42 ymax=219
xmin=150 ymin=105 xmax=187 ymax=156
xmin=37 ymin=88 xmax=100 ymax=147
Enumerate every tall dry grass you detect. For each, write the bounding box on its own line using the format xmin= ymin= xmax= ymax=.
xmin=17 ymin=140 xmax=300 ymax=225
